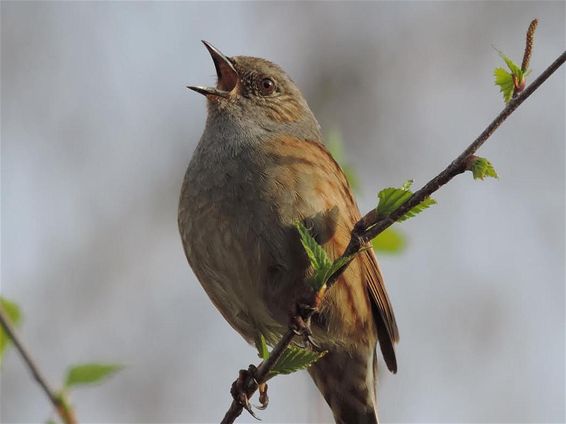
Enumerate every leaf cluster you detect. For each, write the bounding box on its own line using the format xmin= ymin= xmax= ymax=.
xmin=296 ymin=222 xmax=354 ymax=292
xmin=255 ymin=334 xmax=325 ymax=378
xmin=469 ymin=157 xmax=499 ymax=180
xmin=376 ymin=180 xmax=436 ymax=221
xmin=494 ymin=49 xmax=531 ymax=103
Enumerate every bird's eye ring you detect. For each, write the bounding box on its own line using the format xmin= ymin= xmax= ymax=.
xmin=259 ymin=77 xmax=276 ymax=96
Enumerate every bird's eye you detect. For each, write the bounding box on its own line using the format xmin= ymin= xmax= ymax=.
xmin=259 ymin=77 xmax=276 ymax=96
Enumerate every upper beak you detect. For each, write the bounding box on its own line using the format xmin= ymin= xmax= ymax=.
xmin=187 ymin=41 xmax=239 ymax=98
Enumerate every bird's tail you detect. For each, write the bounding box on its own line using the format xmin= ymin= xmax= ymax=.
xmin=308 ymin=347 xmax=379 ymax=424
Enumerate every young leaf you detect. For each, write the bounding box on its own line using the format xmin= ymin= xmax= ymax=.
xmin=255 ymin=334 xmax=269 ymax=361
xmin=372 ymin=227 xmax=406 ymax=254
xmin=398 ymin=197 xmax=436 ymax=222
xmin=469 ymin=157 xmax=499 ymax=180
xmin=498 ymin=50 xmax=523 ymax=79
xmin=493 ymin=48 xmax=526 ymax=103
xmin=0 ymin=297 xmax=22 ymax=365
xmin=268 ymin=345 xmax=326 ymax=378
xmin=296 ymin=222 xmax=331 ymax=272
xmin=64 ymin=363 xmax=123 ymax=388
xmin=494 ymin=67 xmax=515 ymax=104
xmin=376 ymin=181 xmax=436 ymax=222
xmin=377 ymin=187 xmax=412 ymax=217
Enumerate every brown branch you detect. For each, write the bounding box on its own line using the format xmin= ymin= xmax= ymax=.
xmin=0 ymin=304 xmax=78 ymax=424
xmin=220 ymin=48 xmax=566 ymax=424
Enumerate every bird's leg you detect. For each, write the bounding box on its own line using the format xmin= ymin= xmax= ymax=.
xmin=230 ymin=365 xmax=260 ymax=419
xmin=291 ymin=303 xmax=320 ymax=350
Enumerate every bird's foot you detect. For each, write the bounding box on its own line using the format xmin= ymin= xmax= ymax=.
xmin=230 ymin=365 xmax=261 ymax=419
xmin=291 ymin=303 xmax=320 ymax=350
xmin=255 ymin=382 xmax=269 ymax=410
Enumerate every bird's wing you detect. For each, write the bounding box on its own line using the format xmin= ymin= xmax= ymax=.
xmin=264 ymin=136 xmax=399 ymax=372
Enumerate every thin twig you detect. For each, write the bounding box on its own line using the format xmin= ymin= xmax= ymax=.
xmin=220 ymin=49 xmax=566 ymax=424
xmin=340 ymin=49 xmax=566 ymax=263
xmin=0 ymin=304 xmax=78 ymax=424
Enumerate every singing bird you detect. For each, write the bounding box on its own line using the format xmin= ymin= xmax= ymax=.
xmin=178 ymin=41 xmax=399 ymax=424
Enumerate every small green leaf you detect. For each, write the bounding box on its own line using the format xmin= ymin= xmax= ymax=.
xmin=376 ymin=181 xmax=436 ymax=222
xmin=268 ymin=345 xmax=326 ymax=378
xmin=494 ymin=68 xmax=515 ymax=103
xmin=296 ymin=222 xmax=331 ymax=272
xmin=498 ymin=50 xmax=523 ymax=79
xmin=401 ymin=179 xmax=414 ymax=191
xmin=296 ymin=222 xmax=362 ymax=291
xmin=0 ymin=297 xmax=22 ymax=365
xmin=469 ymin=157 xmax=499 ymax=180
xmin=372 ymin=227 xmax=406 ymax=254
xmin=327 ymin=255 xmax=354 ymax=277
xmin=398 ymin=197 xmax=436 ymax=222
xmin=64 ymin=363 xmax=123 ymax=388
xmin=255 ymin=334 xmax=269 ymax=361
xmin=493 ymin=48 xmax=525 ymax=104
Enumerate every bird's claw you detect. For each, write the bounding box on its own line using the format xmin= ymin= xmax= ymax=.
xmin=254 ymin=382 xmax=269 ymax=410
xmin=291 ymin=304 xmax=320 ymax=350
xmin=230 ymin=365 xmax=262 ymax=420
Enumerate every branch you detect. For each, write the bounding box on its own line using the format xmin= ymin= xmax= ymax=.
xmin=0 ymin=304 xmax=78 ymax=424
xmin=221 ymin=49 xmax=566 ymax=424
xmin=344 ymin=49 xmax=566 ymax=262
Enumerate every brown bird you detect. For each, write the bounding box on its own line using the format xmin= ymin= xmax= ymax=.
xmin=178 ymin=41 xmax=399 ymax=424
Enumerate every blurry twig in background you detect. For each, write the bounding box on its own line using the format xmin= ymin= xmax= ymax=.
xmin=221 ymin=19 xmax=566 ymax=424
xmin=0 ymin=296 xmax=123 ymax=424
xmin=0 ymin=303 xmax=78 ymax=424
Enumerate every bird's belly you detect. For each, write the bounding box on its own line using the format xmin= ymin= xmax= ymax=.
xmin=179 ymin=179 xmax=287 ymax=343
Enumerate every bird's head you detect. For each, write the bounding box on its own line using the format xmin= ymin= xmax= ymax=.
xmin=188 ymin=41 xmax=320 ymax=138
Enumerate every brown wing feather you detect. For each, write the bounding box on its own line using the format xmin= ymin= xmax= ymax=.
xmin=267 ymin=136 xmax=399 ymax=372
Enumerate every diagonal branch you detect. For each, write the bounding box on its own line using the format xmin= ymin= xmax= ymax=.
xmin=0 ymin=305 xmax=78 ymax=424
xmin=220 ymin=49 xmax=566 ymax=424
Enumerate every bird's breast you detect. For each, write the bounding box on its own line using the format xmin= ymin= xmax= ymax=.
xmin=178 ymin=143 xmax=291 ymax=342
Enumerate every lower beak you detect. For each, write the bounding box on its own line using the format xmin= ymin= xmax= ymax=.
xmin=188 ymin=41 xmax=238 ymax=98
xmin=186 ymin=85 xmax=230 ymax=98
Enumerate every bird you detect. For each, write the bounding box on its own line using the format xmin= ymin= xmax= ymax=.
xmin=178 ymin=41 xmax=399 ymax=424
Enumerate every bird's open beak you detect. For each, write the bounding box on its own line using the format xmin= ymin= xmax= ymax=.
xmin=187 ymin=41 xmax=238 ymax=98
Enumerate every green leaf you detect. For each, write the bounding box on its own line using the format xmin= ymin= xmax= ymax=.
xmin=255 ymin=334 xmax=269 ymax=361
xmin=296 ymin=222 xmax=364 ymax=291
xmin=64 ymin=363 xmax=123 ymax=388
xmin=268 ymin=345 xmax=326 ymax=378
xmin=372 ymin=227 xmax=406 ymax=254
xmin=493 ymin=48 xmax=525 ymax=104
xmin=327 ymin=254 xmax=354 ymax=277
xmin=0 ymin=297 xmax=22 ymax=365
xmin=296 ymin=222 xmax=331 ymax=272
xmin=494 ymin=68 xmax=515 ymax=104
xmin=401 ymin=179 xmax=414 ymax=191
xmin=398 ymin=197 xmax=436 ymax=222
xmin=498 ymin=50 xmax=523 ymax=79
xmin=376 ymin=180 xmax=436 ymax=222
xmin=469 ymin=157 xmax=499 ymax=180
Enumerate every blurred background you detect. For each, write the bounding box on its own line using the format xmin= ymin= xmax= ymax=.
xmin=1 ymin=2 xmax=564 ymax=423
